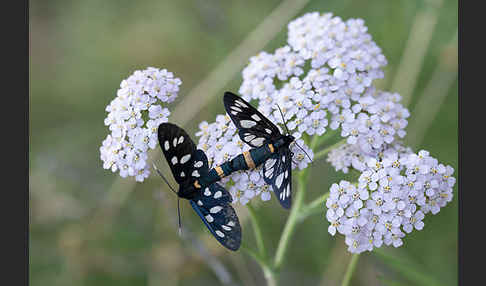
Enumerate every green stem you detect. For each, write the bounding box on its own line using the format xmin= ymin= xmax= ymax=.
xmin=311 ymin=129 xmax=339 ymax=150
xmin=247 ymin=132 xmax=343 ymax=286
xmin=263 ymin=267 xmax=278 ymax=286
xmin=247 ymin=203 xmax=266 ymax=258
xmin=273 ymin=169 xmax=309 ymax=270
xmin=315 ymin=139 xmax=347 ymax=160
xmin=341 ymin=254 xmax=360 ymax=286
xmin=298 ymin=191 xmax=330 ymax=222
xmin=242 ymin=244 xmax=277 ymax=286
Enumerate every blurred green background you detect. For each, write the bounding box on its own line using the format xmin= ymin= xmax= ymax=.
xmin=30 ymin=0 xmax=457 ymax=285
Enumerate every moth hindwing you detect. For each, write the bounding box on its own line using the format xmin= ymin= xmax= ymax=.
xmin=190 ymin=183 xmax=242 ymax=251
xmin=262 ymin=148 xmax=292 ymax=209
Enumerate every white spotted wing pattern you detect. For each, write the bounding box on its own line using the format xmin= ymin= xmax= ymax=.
xmin=262 ymin=149 xmax=292 ymax=209
xmin=224 ymin=92 xmax=294 ymax=209
xmin=158 ymin=123 xmax=198 ymax=184
xmin=190 ymin=183 xmax=241 ymax=251
xmin=157 ymin=123 xmax=241 ymax=250
xmin=223 ymin=91 xmax=280 ymax=148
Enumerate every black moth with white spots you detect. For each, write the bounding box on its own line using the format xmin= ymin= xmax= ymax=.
xmin=158 ymin=123 xmax=241 ymax=251
xmin=224 ymin=91 xmax=295 ymax=209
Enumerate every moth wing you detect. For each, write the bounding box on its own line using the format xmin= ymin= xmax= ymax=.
xmin=190 ymin=183 xmax=242 ymax=251
xmin=157 ymin=123 xmax=198 ymax=184
xmin=262 ymin=149 xmax=292 ymax=209
xmin=224 ymin=91 xmax=281 ymax=148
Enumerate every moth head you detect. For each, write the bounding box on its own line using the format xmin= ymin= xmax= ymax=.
xmin=284 ymin=134 xmax=295 ymax=145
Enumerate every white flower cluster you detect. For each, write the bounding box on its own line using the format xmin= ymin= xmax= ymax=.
xmin=325 ymin=148 xmax=455 ymax=253
xmin=195 ymin=114 xmax=313 ymax=205
xmin=327 ymin=139 xmax=413 ymax=174
xmin=239 ymin=12 xmax=388 ymax=142
xmin=99 ymin=67 xmax=181 ymax=182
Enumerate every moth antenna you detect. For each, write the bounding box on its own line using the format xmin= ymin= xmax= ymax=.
xmin=177 ymin=197 xmax=182 ymax=237
xmin=152 ymin=163 xmax=177 ymax=194
xmin=276 ymin=104 xmax=291 ymax=135
xmin=294 ymin=142 xmax=314 ymax=164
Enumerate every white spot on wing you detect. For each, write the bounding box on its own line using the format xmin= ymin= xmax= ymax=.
xmin=251 ymin=114 xmax=261 ymax=121
xmin=265 ymin=169 xmax=273 ymax=178
xmin=222 ymin=225 xmax=232 ymax=231
xmin=265 ymin=158 xmax=276 ymax=169
xmin=216 ymin=230 xmax=225 ymax=237
xmin=214 ymin=191 xmax=222 ymax=199
xmin=241 ymin=120 xmax=257 ymax=128
xmin=227 ymin=221 xmax=235 ymax=227
xmin=194 ymin=161 xmax=203 ymax=168
xmin=180 ymin=154 xmax=191 ymax=164
xmin=275 ymin=173 xmax=284 ymax=188
xmin=205 ymin=215 xmax=214 ymax=223
xmin=171 ymin=156 xmax=178 ymax=165
xmin=197 ymin=200 xmax=203 ymax=206
xmin=180 ymin=171 xmax=185 ymax=177
xmin=244 ymin=135 xmax=256 ymax=142
xmin=251 ymin=137 xmax=265 ymax=146
xmin=178 ymin=136 xmax=184 ymax=144
xmin=164 ymin=141 xmax=170 ymax=151
xmin=192 ymin=170 xmax=200 ymax=177
xmin=173 ymin=138 xmax=178 ymax=147
xmin=210 ymin=206 xmax=223 ymax=213
xmin=204 ymin=188 xmax=211 ymax=196
xmin=230 ymin=106 xmax=242 ymax=112
xmin=235 ymin=100 xmax=248 ymax=107
xmin=265 ymin=128 xmax=272 ymax=134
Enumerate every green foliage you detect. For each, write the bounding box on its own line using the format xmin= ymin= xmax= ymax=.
xmin=373 ymin=249 xmax=445 ymax=286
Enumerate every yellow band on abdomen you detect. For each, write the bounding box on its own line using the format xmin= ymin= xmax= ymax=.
xmin=268 ymin=144 xmax=275 ymax=153
xmin=215 ymin=166 xmax=225 ymax=178
xmin=243 ymin=151 xmax=256 ymax=169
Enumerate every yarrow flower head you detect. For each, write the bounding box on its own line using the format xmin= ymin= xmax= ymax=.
xmin=325 ymin=146 xmax=455 ymax=253
xmin=195 ymin=113 xmax=313 ymax=205
xmin=99 ymin=67 xmax=181 ymax=182
xmin=238 ymin=12 xmax=389 ymax=146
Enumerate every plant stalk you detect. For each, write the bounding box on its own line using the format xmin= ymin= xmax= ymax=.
xmin=273 ymin=169 xmax=309 ymax=270
xmin=247 ymin=203 xmax=267 ymax=258
xmin=341 ymin=254 xmax=360 ymax=286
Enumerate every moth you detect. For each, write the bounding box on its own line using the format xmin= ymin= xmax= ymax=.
xmin=154 ymin=92 xmax=309 ymax=250
xmin=223 ymin=91 xmax=307 ymax=209
xmin=156 ymin=123 xmax=242 ymax=251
